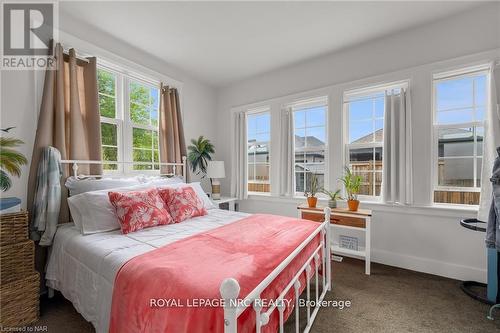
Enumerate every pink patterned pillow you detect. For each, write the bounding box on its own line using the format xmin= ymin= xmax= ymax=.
xmin=158 ymin=186 xmax=207 ymax=223
xmin=108 ymin=188 xmax=173 ymax=234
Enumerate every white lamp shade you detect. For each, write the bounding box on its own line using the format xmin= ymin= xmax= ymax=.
xmin=207 ymin=161 xmax=225 ymax=179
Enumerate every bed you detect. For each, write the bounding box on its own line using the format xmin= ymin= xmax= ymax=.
xmin=45 ymin=159 xmax=332 ymax=333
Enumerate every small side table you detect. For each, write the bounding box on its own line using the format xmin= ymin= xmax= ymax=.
xmin=297 ymin=204 xmax=372 ymax=275
xmin=212 ymin=197 xmax=238 ymax=211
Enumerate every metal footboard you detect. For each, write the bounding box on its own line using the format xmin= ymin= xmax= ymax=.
xmin=220 ymin=207 xmax=332 ymax=333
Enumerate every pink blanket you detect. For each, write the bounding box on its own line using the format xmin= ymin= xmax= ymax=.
xmin=109 ymin=214 xmax=323 ymax=333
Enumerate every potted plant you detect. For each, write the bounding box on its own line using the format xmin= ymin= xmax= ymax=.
xmin=339 ymin=166 xmax=362 ymax=211
xmin=322 ymin=188 xmax=341 ymax=209
xmin=304 ymin=173 xmax=319 ymax=208
xmin=0 ymin=136 xmax=27 ymax=192
xmin=187 ymin=136 xmax=215 ymax=178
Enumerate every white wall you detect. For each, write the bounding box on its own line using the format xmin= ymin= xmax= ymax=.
xmin=216 ymin=3 xmax=500 ymax=282
xmin=0 ymin=10 xmax=219 ymax=205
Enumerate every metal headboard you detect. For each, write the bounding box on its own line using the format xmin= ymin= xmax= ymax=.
xmin=60 ymin=156 xmax=187 ymax=179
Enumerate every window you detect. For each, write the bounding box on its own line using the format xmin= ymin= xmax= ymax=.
xmin=344 ymin=91 xmax=385 ymax=198
xmin=433 ymin=67 xmax=488 ymax=205
xmin=247 ymin=110 xmax=271 ymax=193
xmin=129 ymin=80 xmax=160 ymax=170
xmin=97 ymin=66 xmax=161 ymax=172
xmin=293 ymin=100 xmax=327 ymax=194
xmin=98 ymin=69 xmax=119 ymax=170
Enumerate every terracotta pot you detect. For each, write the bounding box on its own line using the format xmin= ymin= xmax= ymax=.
xmin=307 ymin=197 xmax=318 ymax=208
xmin=347 ymin=199 xmax=360 ymax=211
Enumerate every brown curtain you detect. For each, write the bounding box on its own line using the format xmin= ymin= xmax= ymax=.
xmin=27 ymin=43 xmax=102 ymax=224
xmin=159 ymin=84 xmax=187 ymax=178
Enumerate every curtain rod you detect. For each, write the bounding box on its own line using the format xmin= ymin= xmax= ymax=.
xmin=62 ymin=50 xmax=90 ymax=63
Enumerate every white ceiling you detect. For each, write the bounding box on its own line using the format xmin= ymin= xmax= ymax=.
xmin=60 ymin=1 xmax=482 ymax=87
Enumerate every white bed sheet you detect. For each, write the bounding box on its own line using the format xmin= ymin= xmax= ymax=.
xmin=45 ymin=209 xmax=250 ymax=333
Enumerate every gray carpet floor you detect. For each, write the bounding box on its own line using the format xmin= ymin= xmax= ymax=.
xmin=31 ymin=258 xmax=499 ymax=332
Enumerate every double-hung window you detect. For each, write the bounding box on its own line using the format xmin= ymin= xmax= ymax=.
xmin=344 ymin=90 xmax=385 ymax=198
xmin=127 ymin=80 xmax=160 ymax=170
xmin=247 ymin=108 xmax=271 ymax=193
xmin=433 ymin=67 xmax=488 ymax=205
xmin=98 ymin=68 xmax=121 ymax=170
xmin=293 ymin=99 xmax=327 ymax=194
xmin=97 ymin=66 xmax=161 ymax=172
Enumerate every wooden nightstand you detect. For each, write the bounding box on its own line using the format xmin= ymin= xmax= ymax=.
xmin=212 ymin=197 xmax=238 ymax=211
xmin=297 ymin=204 xmax=372 ymax=275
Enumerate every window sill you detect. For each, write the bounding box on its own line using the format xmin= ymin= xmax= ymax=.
xmin=430 ymin=203 xmax=479 ymax=213
xmin=247 ymin=192 xmax=272 ymax=197
xmin=245 ymin=194 xmax=478 ymax=218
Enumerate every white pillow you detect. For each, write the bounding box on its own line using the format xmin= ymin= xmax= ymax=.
xmin=67 ymin=197 xmax=85 ymax=232
xmin=68 ymin=184 xmax=152 ymax=235
xmin=141 ymin=176 xmax=184 ymax=187
xmin=190 ymin=182 xmax=216 ymax=210
xmin=65 ymin=176 xmax=142 ymax=196
xmin=157 ymin=182 xmax=216 ymax=210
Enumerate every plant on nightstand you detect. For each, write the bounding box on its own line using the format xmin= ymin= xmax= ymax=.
xmin=304 ymin=173 xmax=319 ymax=208
xmin=339 ymin=166 xmax=362 ymax=211
xmin=322 ymin=188 xmax=341 ymax=209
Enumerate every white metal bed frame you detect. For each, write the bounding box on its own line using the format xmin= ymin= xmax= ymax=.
xmin=61 ymin=156 xmax=187 ymax=178
xmin=56 ymin=158 xmax=332 ymax=333
xmin=220 ymin=208 xmax=332 ymax=333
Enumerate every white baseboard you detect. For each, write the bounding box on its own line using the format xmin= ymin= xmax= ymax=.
xmin=371 ymin=248 xmax=487 ymax=283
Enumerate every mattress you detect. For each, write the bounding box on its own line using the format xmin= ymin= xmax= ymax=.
xmin=45 ymin=209 xmax=250 ymax=333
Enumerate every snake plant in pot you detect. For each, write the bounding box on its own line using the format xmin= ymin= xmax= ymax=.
xmin=304 ymin=173 xmax=319 ymax=208
xmin=322 ymin=188 xmax=341 ymax=209
xmin=339 ymin=166 xmax=362 ymax=211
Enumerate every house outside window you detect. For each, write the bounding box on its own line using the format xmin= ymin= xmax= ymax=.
xmin=292 ymin=98 xmax=327 ymax=195
xmin=344 ymin=90 xmax=385 ymax=198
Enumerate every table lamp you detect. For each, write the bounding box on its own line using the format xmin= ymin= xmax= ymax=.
xmin=207 ymin=161 xmax=225 ymax=200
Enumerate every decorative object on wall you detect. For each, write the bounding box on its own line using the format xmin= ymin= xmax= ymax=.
xmin=339 ymin=235 xmax=358 ymax=251
xmin=159 ymin=84 xmax=187 ymax=178
xmin=0 ymin=136 xmax=27 ymax=192
xmin=187 ymin=136 xmax=215 ymax=178
xmin=340 ymin=166 xmax=362 ymax=211
xmin=305 ymin=173 xmax=319 ymax=208
xmin=207 ymin=161 xmax=225 ymax=200
xmin=322 ymin=188 xmax=341 ymax=208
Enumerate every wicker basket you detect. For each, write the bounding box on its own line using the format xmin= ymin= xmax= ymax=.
xmin=0 ymin=240 xmax=34 ymax=285
xmin=0 ymin=272 xmax=39 ymax=328
xmin=0 ymin=211 xmax=28 ymax=246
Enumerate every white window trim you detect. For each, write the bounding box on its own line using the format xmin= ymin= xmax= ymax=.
xmin=431 ymin=66 xmax=490 ymax=198
xmin=291 ymin=97 xmax=328 ymax=197
xmin=246 ymin=107 xmax=272 ymax=195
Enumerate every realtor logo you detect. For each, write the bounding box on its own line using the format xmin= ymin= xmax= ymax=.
xmin=1 ymin=1 xmax=58 ymax=70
